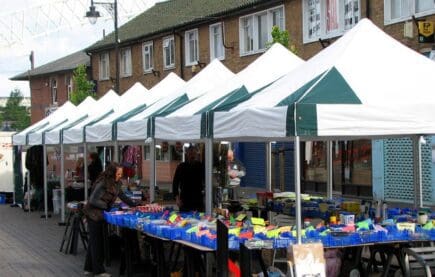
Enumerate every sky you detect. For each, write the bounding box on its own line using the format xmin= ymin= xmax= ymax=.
xmin=0 ymin=0 xmax=159 ymax=97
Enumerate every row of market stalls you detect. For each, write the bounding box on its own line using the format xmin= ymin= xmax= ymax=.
xmin=13 ymin=19 xmax=435 ymax=242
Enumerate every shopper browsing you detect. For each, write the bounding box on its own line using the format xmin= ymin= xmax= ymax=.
xmin=227 ymin=149 xmax=246 ymax=187
xmin=83 ymin=162 xmax=140 ymax=277
xmin=88 ymin=152 xmax=103 ymax=188
xmin=172 ymin=145 xmax=205 ymax=212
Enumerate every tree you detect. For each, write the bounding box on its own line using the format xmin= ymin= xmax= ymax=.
xmin=267 ymin=25 xmax=298 ymax=54
xmin=70 ymin=64 xmax=95 ymax=105
xmin=0 ymin=89 xmax=30 ymax=131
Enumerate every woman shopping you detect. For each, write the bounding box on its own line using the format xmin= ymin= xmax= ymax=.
xmin=83 ymin=162 xmax=140 ymax=276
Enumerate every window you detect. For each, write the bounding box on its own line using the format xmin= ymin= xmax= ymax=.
xmin=385 ymin=0 xmax=435 ymax=24
xmin=185 ymin=29 xmax=199 ymax=66
xmin=239 ymin=5 xmax=285 ymax=56
xmin=163 ymin=36 xmax=175 ymax=69
xmin=120 ymin=48 xmax=132 ymax=77
xmin=99 ymin=52 xmax=109 ymax=80
xmin=142 ymin=41 xmax=154 ymax=73
xmin=210 ymin=23 xmax=225 ymax=60
xmin=66 ymin=75 xmax=73 ymax=100
xmin=303 ymin=0 xmax=360 ymax=43
xmin=50 ymin=78 xmax=57 ymax=105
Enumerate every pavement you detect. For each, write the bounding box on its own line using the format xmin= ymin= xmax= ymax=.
xmin=0 ymin=204 xmax=122 ymax=277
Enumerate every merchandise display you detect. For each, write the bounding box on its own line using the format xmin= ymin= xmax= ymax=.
xmin=104 ymin=202 xmax=435 ymax=250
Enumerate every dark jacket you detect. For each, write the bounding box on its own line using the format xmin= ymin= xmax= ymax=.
xmin=83 ymin=179 xmax=137 ymax=221
xmin=172 ymin=160 xmax=204 ymax=211
xmin=88 ymin=160 xmax=103 ymax=185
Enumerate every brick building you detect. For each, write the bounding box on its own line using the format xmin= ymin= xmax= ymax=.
xmin=10 ymin=50 xmax=91 ymax=124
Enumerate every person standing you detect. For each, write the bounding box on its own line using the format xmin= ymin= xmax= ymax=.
xmin=172 ymin=145 xmax=205 ymax=212
xmin=83 ymin=162 xmax=139 ymax=276
xmin=88 ymin=152 xmax=103 ymax=188
xmin=226 ymin=149 xmax=246 ymax=187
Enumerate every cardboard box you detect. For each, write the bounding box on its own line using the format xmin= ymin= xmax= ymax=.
xmin=287 ymin=243 xmax=326 ymax=277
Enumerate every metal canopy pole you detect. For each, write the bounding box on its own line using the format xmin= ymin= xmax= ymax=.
xmin=60 ymin=143 xmax=65 ymax=223
xmin=413 ymin=135 xmax=424 ymax=208
xmin=114 ymin=140 xmax=119 ymax=163
xmin=327 ymin=141 xmax=333 ymax=199
xmin=149 ymin=139 xmax=156 ymax=203
xmin=83 ymin=143 xmax=88 ymax=201
xmin=266 ymin=142 xmax=272 ymax=192
xmin=43 ymin=144 xmax=48 ymax=219
xmin=205 ymin=138 xmax=213 ymax=215
xmin=294 ymin=136 xmax=302 ymax=244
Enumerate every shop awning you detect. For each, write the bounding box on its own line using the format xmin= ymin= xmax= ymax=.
xmin=62 ymin=90 xmax=120 ymax=145
xmin=12 ymin=101 xmax=77 ymax=146
xmin=154 ymin=43 xmax=305 ymax=141
xmin=116 ymin=59 xmax=235 ymax=142
xmin=211 ymin=18 xmax=435 ymax=141
xmin=86 ymin=73 xmax=185 ymax=144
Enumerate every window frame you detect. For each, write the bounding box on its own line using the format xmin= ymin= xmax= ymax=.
xmin=50 ymin=78 xmax=58 ymax=105
xmin=302 ymin=0 xmax=361 ymax=44
xmin=163 ymin=36 xmax=175 ymax=70
xmin=65 ymin=75 xmax=73 ymax=100
xmin=384 ymin=0 xmax=435 ymax=25
xmin=142 ymin=41 xmax=154 ymax=73
xmin=120 ymin=47 xmax=132 ymax=77
xmin=209 ymin=23 xmax=225 ymax=61
xmin=99 ymin=52 xmax=110 ymax=81
xmin=239 ymin=5 xmax=285 ymax=56
xmin=185 ymin=29 xmax=199 ymax=66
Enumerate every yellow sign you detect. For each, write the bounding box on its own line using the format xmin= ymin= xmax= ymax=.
xmin=418 ymin=21 xmax=434 ymax=43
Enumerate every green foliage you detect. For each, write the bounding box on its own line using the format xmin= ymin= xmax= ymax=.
xmin=70 ymin=64 xmax=95 ymax=105
xmin=0 ymin=88 xmax=30 ymax=131
xmin=267 ymin=25 xmax=298 ymax=55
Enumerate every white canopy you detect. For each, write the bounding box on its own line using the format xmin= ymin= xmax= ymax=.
xmin=212 ymin=19 xmax=435 ymax=141
xmin=85 ymin=82 xmax=149 ymax=143
xmin=86 ymin=73 xmax=185 ymax=143
xmin=13 ymin=101 xmax=77 ymax=146
xmin=62 ymin=90 xmax=120 ymax=144
xmin=43 ymin=97 xmax=97 ymax=145
xmin=154 ymin=43 xmax=304 ymax=141
xmin=117 ymin=59 xmax=235 ymax=142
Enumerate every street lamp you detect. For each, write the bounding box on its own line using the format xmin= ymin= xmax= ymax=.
xmin=86 ymin=0 xmax=120 ymax=94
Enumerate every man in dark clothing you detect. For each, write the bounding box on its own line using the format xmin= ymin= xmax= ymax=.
xmin=172 ymin=146 xmax=204 ymax=212
xmin=88 ymin=152 xmax=103 ymax=188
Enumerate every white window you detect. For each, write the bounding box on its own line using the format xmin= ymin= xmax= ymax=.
xmin=50 ymin=78 xmax=57 ymax=105
xmin=66 ymin=75 xmax=73 ymax=100
xmin=385 ymin=0 xmax=435 ymax=24
xmin=99 ymin=52 xmax=109 ymax=80
xmin=210 ymin=23 xmax=225 ymax=60
xmin=185 ymin=29 xmax=199 ymax=66
xmin=143 ymin=41 xmax=154 ymax=73
xmin=163 ymin=36 xmax=175 ymax=69
xmin=303 ymin=0 xmax=360 ymax=43
xmin=239 ymin=5 xmax=285 ymax=56
xmin=120 ymin=48 xmax=132 ymax=77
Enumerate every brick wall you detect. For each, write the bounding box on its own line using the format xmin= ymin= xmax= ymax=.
xmin=29 ymin=71 xmax=73 ymax=123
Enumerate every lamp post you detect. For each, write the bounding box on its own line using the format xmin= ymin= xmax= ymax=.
xmin=86 ymin=0 xmax=120 ymax=94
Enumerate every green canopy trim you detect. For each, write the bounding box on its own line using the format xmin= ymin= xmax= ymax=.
xmin=200 ymin=111 xmax=214 ymax=138
xmin=195 ymin=86 xmax=248 ymax=114
xmin=83 ymin=110 xmax=114 ymax=142
xmin=41 ymin=119 xmax=68 ymax=144
xmin=58 ymin=115 xmax=88 ymax=144
xmin=153 ymin=94 xmax=189 ymax=117
xmin=278 ymin=67 xmax=361 ymax=106
xmin=24 ymin=122 xmax=50 ymax=145
xmin=113 ymin=103 xmax=148 ymax=123
xmin=286 ymin=103 xmax=318 ymax=136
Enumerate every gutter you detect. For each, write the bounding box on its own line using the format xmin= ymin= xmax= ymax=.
xmin=86 ymin=0 xmax=284 ymax=53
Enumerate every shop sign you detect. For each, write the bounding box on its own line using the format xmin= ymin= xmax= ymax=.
xmin=418 ymin=21 xmax=434 ymax=43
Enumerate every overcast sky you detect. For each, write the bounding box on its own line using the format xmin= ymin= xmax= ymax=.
xmin=0 ymin=0 xmax=158 ymax=97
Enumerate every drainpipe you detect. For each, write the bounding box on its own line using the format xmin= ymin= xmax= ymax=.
xmin=174 ymin=31 xmax=184 ymax=80
xmin=366 ymin=0 xmax=370 ymax=19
